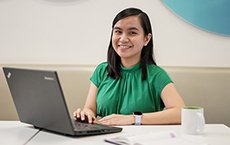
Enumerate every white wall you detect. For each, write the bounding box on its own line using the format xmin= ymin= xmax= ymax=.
xmin=0 ymin=0 xmax=230 ymax=67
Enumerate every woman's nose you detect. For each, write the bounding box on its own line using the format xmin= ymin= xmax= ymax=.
xmin=119 ymin=34 xmax=129 ymax=42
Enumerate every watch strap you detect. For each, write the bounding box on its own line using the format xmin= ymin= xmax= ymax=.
xmin=133 ymin=112 xmax=142 ymax=125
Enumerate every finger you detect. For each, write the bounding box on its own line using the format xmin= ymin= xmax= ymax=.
xmin=85 ymin=112 xmax=96 ymax=123
xmin=97 ymin=115 xmax=118 ymax=126
xmin=99 ymin=120 xmax=112 ymax=126
xmin=74 ymin=108 xmax=82 ymax=118
xmin=87 ymin=115 xmax=94 ymax=123
xmin=80 ymin=111 xmax=85 ymax=121
xmin=97 ymin=117 xmax=110 ymax=125
xmin=98 ymin=115 xmax=111 ymax=122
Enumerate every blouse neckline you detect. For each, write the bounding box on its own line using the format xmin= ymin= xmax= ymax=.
xmin=121 ymin=63 xmax=140 ymax=72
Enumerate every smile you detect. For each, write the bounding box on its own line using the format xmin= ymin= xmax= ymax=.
xmin=118 ymin=45 xmax=132 ymax=49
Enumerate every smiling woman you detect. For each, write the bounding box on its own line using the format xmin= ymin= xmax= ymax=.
xmin=73 ymin=7 xmax=185 ymax=126
xmin=162 ymin=0 xmax=230 ymax=36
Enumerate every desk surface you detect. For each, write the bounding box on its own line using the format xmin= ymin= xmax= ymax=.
xmin=1 ymin=121 xmax=230 ymax=145
xmin=0 ymin=121 xmax=39 ymax=145
xmin=27 ymin=124 xmax=230 ymax=145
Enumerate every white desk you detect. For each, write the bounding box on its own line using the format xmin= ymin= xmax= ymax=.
xmin=1 ymin=122 xmax=230 ymax=145
xmin=0 ymin=121 xmax=39 ymax=145
xmin=27 ymin=124 xmax=230 ymax=145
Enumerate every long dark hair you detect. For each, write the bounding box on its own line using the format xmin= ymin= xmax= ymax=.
xmin=107 ymin=8 xmax=156 ymax=80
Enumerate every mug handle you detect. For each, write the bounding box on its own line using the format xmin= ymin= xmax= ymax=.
xmin=196 ymin=112 xmax=205 ymax=133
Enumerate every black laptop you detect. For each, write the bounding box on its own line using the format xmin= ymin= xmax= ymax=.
xmin=3 ymin=67 xmax=122 ymax=136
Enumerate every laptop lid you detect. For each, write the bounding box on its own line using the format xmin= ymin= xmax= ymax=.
xmin=3 ymin=67 xmax=122 ymax=136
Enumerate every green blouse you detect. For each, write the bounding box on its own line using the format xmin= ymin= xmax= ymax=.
xmin=90 ymin=62 xmax=172 ymax=117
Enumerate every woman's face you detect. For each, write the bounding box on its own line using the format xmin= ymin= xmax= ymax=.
xmin=112 ymin=16 xmax=151 ymax=63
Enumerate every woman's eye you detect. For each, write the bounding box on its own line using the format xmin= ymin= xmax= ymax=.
xmin=130 ymin=31 xmax=137 ymax=35
xmin=114 ymin=30 xmax=122 ymax=34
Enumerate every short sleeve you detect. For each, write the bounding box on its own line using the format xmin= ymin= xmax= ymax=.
xmin=90 ymin=62 xmax=108 ymax=87
xmin=148 ymin=66 xmax=173 ymax=97
xmin=154 ymin=67 xmax=173 ymax=96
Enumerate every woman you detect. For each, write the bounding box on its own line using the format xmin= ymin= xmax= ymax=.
xmin=74 ymin=8 xmax=185 ymax=125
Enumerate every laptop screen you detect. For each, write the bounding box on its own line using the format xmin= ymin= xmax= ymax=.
xmin=3 ymin=67 xmax=122 ymax=136
xmin=3 ymin=67 xmax=76 ymax=135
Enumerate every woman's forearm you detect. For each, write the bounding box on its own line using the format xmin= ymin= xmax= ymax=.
xmin=141 ymin=107 xmax=183 ymax=125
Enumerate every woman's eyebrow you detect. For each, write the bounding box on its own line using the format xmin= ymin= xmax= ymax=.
xmin=128 ymin=27 xmax=139 ymax=31
xmin=113 ymin=26 xmax=121 ymax=30
xmin=113 ymin=26 xmax=139 ymax=31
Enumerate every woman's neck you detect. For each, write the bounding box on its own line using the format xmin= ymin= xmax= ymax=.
xmin=121 ymin=58 xmax=140 ymax=68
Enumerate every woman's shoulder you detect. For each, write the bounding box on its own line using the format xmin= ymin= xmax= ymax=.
xmin=93 ymin=62 xmax=108 ymax=74
xmin=147 ymin=64 xmax=172 ymax=86
xmin=95 ymin=62 xmax=108 ymax=69
xmin=97 ymin=62 xmax=108 ymax=67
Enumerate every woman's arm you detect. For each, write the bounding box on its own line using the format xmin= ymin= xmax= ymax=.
xmin=141 ymin=83 xmax=185 ymax=124
xmin=73 ymin=82 xmax=98 ymax=123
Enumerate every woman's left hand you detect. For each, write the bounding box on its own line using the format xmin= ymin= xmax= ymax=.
xmin=96 ymin=114 xmax=134 ymax=126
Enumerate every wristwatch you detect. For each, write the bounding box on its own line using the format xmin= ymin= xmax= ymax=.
xmin=133 ymin=112 xmax=142 ymax=125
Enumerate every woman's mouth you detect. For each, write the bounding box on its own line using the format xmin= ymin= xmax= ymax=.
xmin=118 ymin=45 xmax=132 ymax=49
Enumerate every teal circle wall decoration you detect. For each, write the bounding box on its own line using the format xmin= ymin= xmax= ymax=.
xmin=162 ymin=0 xmax=230 ymax=36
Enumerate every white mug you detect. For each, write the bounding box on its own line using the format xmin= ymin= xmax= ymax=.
xmin=181 ymin=106 xmax=205 ymax=135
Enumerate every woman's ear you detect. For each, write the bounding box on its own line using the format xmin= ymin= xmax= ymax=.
xmin=144 ymin=33 xmax=152 ymax=46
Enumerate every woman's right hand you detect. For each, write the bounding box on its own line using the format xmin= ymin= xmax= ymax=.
xmin=73 ymin=108 xmax=96 ymax=123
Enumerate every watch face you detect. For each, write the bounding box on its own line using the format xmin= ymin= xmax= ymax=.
xmin=134 ymin=112 xmax=142 ymax=115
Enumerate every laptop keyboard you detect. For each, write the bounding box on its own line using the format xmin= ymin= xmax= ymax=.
xmin=73 ymin=120 xmax=106 ymax=131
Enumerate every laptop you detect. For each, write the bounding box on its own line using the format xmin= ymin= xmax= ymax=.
xmin=3 ymin=67 xmax=122 ymax=136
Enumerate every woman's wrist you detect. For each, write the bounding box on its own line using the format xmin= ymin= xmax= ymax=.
xmin=129 ymin=115 xmax=135 ymax=125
